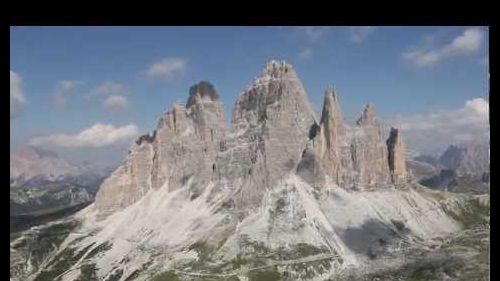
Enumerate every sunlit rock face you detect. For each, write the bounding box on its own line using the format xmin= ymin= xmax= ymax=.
xmin=312 ymin=91 xmax=402 ymax=189
xmin=95 ymin=81 xmax=227 ymax=211
xmin=95 ymin=61 xmax=409 ymax=213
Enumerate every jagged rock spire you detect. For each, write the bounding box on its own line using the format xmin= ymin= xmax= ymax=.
xmin=96 ymin=81 xmax=226 ymax=211
xmin=356 ymin=103 xmax=377 ymax=125
xmin=160 ymin=102 xmax=190 ymax=134
xmin=232 ymin=60 xmax=316 ymax=132
xmin=259 ymin=60 xmax=295 ymax=81
xmin=313 ymin=86 xmax=344 ymax=180
xmin=312 ymin=91 xmax=392 ymax=188
xmin=386 ymin=128 xmax=407 ymax=183
xmin=320 ymin=86 xmax=342 ymax=125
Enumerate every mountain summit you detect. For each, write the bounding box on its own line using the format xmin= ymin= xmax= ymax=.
xmin=96 ymin=61 xmax=407 ymax=212
xmin=12 ymin=61 xmax=468 ymax=281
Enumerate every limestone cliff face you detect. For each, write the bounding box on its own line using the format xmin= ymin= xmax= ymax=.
xmin=95 ymin=81 xmax=226 ymax=211
xmin=350 ymin=104 xmax=391 ymax=187
xmin=218 ymin=61 xmax=318 ymax=214
xmin=13 ymin=61 xmax=469 ymax=281
xmin=313 ymin=87 xmax=343 ymax=179
xmin=386 ymin=128 xmax=407 ymax=183
xmin=150 ymin=81 xmax=226 ymax=195
xmin=232 ymin=60 xmax=316 ymax=132
xmin=312 ymin=93 xmax=393 ymax=189
xmin=95 ymin=61 xmax=406 ymax=212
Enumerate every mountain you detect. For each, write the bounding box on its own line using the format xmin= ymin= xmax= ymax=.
xmin=438 ymin=141 xmax=489 ymax=177
xmin=10 ymin=146 xmax=110 ymax=190
xmin=10 ymin=146 xmax=81 ymax=187
xmin=10 ymin=147 xmax=111 ymax=234
xmin=414 ymin=142 xmax=490 ymax=194
xmin=10 ymin=61 xmax=488 ymax=281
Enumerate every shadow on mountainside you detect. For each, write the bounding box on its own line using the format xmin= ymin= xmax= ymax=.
xmin=340 ymin=219 xmax=411 ymax=258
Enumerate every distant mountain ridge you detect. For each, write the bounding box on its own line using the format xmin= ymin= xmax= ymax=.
xmin=10 ymin=146 xmax=112 ymax=234
xmin=10 ymin=146 xmax=81 ymax=187
xmin=10 ymin=146 xmax=111 ymax=190
xmin=407 ymin=141 xmax=489 ymax=194
xmin=438 ymin=141 xmax=489 ymax=176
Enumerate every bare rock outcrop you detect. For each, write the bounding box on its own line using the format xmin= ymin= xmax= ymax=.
xmin=95 ymin=60 xmax=407 ymax=213
xmin=217 ymin=60 xmax=318 ymax=214
xmin=386 ymin=128 xmax=407 ymax=183
xmin=14 ymin=61 xmax=467 ymax=281
xmin=95 ymin=81 xmax=227 ymax=211
xmin=313 ymin=87 xmax=343 ymax=180
xmin=312 ymin=92 xmax=393 ymax=188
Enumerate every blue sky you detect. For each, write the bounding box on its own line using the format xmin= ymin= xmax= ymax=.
xmin=10 ymin=26 xmax=489 ymax=166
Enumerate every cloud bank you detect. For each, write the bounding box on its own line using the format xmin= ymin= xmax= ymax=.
xmin=147 ymin=58 xmax=187 ymax=79
xmin=30 ymin=123 xmax=139 ymax=148
xmin=403 ymin=28 xmax=484 ymax=67
xmin=389 ymin=97 xmax=489 ymax=155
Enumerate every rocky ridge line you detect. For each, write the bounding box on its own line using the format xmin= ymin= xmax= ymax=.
xmin=95 ymin=60 xmax=408 ymax=213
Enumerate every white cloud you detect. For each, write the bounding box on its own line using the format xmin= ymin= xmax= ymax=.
xmin=403 ymin=28 xmax=484 ymax=67
xmin=297 ymin=26 xmax=329 ymax=42
xmin=299 ymin=48 xmax=313 ymax=60
xmin=52 ymin=80 xmax=78 ymax=107
xmin=389 ymin=97 xmax=489 ymax=154
xmin=447 ymin=28 xmax=483 ymax=54
xmin=10 ymin=70 xmax=26 ymax=119
xmin=102 ymin=95 xmax=129 ymax=110
xmin=350 ymin=26 xmax=375 ymax=43
xmin=88 ymin=81 xmax=125 ymax=97
xmin=147 ymin=58 xmax=187 ymax=79
xmin=30 ymin=123 xmax=139 ymax=148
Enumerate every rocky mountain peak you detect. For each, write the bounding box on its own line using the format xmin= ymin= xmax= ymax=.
xmin=14 ymin=61 xmax=467 ymax=281
xmin=232 ymin=60 xmax=316 ymax=133
xmin=439 ymin=141 xmax=489 ymax=176
xmin=95 ymin=60 xmax=408 ymax=213
xmin=260 ymin=60 xmax=295 ymax=80
xmin=186 ymin=81 xmax=220 ymax=108
xmin=312 ymin=89 xmax=399 ymax=188
xmin=320 ymin=86 xmax=343 ymax=125
xmin=96 ymin=81 xmax=227 ymax=211
xmin=312 ymin=86 xmax=344 ymax=181
xmin=157 ymin=102 xmax=190 ymax=134
xmin=386 ymin=128 xmax=407 ymax=183
xmin=356 ymin=103 xmax=377 ymax=126
xmin=10 ymin=146 xmax=84 ymax=187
